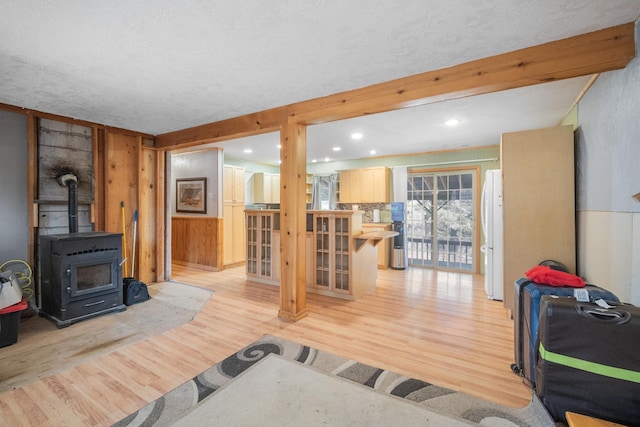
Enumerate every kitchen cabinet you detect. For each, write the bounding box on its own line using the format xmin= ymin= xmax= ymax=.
xmin=361 ymin=223 xmax=392 ymax=269
xmin=245 ymin=210 xmax=379 ymax=299
xmin=338 ymin=167 xmax=390 ymax=203
xmin=223 ymin=165 xmax=245 ymax=266
xmin=253 ymin=172 xmax=280 ymax=204
xmin=501 ymin=125 xmax=576 ymax=313
xmin=246 ymin=211 xmax=276 ymax=283
xmin=310 ymin=211 xmax=377 ymax=299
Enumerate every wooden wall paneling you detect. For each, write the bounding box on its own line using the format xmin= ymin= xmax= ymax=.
xmin=105 ymin=132 xmax=139 ymax=274
xmin=138 ymin=145 xmax=158 ymax=283
xmin=171 ymin=217 xmax=218 ymax=268
xmin=155 ymin=148 xmax=167 ymax=281
xmin=278 ymin=124 xmax=308 ymax=321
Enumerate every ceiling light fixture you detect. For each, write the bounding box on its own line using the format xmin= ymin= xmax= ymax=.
xmin=243 ymin=148 xmax=253 ymax=153
xmin=277 ymin=144 xmax=282 ymax=149
xmin=311 ymin=159 xmax=317 ymax=163
xmin=332 ymin=147 xmax=341 ymax=151
xmin=351 ymin=132 xmax=363 ymax=140
xmin=324 ymin=157 xmax=330 ymax=162
xmin=370 ymin=150 xmax=376 ymax=155
xmin=444 ymin=118 xmax=460 ymax=127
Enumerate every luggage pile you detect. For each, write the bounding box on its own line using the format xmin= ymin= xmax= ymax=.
xmin=511 ymin=262 xmax=639 ymax=426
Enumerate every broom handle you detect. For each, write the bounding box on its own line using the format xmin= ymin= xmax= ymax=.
xmin=121 ymin=201 xmax=128 ymax=276
xmin=132 ymin=210 xmax=138 ymax=277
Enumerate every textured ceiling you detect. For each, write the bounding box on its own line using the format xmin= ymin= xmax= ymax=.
xmin=1 ymin=1 xmax=639 ymax=163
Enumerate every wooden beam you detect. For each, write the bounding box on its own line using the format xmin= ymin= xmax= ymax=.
xmin=288 ymin=22 xmax=636 ymax=124
xmin=278 ymin=123 xmax=308 ymax=321
xmin=0 ymin=103 xmax=155 ymax=139
xmin=152 ymin=22 xmax=635 ymax=149
xmin=155 ymin=107 xmax=288 ymax=148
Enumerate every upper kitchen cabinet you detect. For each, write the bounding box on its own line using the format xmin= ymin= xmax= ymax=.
xmin=339 ymin=167 xmax=390 ymax=203
xmin=223 ymin=165 xmax=246 ymax=204
xmin=253 ymin=172 xmax=280 ymax=204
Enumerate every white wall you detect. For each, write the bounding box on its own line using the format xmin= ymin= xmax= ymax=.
xmin=0 ymin=110 xmax=29 ymax=263
xmin=170 ymin=148 xmax=222 ymax=217
xmin=575 ymin=22 xmax=640 ymax=304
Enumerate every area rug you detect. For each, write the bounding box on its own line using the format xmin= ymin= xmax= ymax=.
xmin=0 ymin=281 xmax=212 ymax=392
xmin=113 ymin=335 xmax=555 ymax=427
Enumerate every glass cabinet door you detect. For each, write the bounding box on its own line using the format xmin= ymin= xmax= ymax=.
xmin=259 ymin=214 xmax=272 ymax=277
xmin=246 ymin=214 xmax=258 ymax=275
xmin=313 ymin=214 xmax=351 ymax=294
xmin=334 ymin=217 xmax=350 ymax=291
xmin=315 ymin=216 xmax=331 ymax=288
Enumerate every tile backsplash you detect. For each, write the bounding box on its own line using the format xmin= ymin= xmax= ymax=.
xmin=336 ymin=203 xmax=391 ymax=223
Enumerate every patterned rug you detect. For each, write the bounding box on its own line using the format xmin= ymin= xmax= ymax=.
xmin=112 ymin=335 xmax=554 ymax=427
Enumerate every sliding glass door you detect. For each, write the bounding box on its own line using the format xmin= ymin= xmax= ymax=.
xmin=406 ymin=171 xmax=475 ymax=271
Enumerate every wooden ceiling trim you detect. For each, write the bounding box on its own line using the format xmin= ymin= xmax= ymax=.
xmin=288 ymin=22 xmax=636 ymax=125
xmin=155 ymin=106 xmax=288 ymax=149
xmin=155 ymin=22 xmax=636 ymax=148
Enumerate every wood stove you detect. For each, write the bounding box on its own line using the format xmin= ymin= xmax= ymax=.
xmin=39 ymin=232 xmax=126 ymax=328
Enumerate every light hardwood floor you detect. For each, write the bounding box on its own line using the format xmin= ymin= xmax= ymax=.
xmin=0 ymin=264 xmax=532 ymax=426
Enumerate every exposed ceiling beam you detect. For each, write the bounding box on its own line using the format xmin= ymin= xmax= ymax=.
xmin=156 ymin=22 xmax=636 ymax=149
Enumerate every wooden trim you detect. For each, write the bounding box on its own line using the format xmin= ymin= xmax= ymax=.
xmin=0 ymin=103 xmax=154 ymax=139
xmin=288 ymin=23 xmax=636 ymax=125
xmin=278 ymin=124 xmax=308 ymax=321
xmin=156 ymin=151 xmax=167 ymax=281
xmin=155 ymin=107 xmax=288 ymax=148
xmin=153 ymin=23 xmax=635 ymax=149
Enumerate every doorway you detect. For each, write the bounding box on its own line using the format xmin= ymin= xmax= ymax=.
xmin=406 ymin=170 xmax=475 ymax=271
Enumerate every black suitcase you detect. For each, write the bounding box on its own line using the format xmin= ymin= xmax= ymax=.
xmin=123 ymin=277 xmax=150 ymax=306
xmin=536 ymin=296 xmax=640 ymax=426
xmin=512 ymin=278 xmax=618 ymax=386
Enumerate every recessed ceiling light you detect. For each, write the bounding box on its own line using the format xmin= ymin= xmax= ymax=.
xmin=351 ymin=132 xmax=363 ymax=140
xmin=444 ymin=118 xmax=460 ymax=126
xmin=324 ymin=157 xmax=330 ymax=162
xmin=311 ymin=159 xmax=317 ymax=163
xmin=278 ymin=159 xmax=282 ymax=164
xmin=332 ymin=147 xmax=341 ymax=151
xmin=277 ymin=144 xmax=282 ymax=149
xmin=370 ymin=150 xmax=376 ymax=155
xmin=243 ymin=148 xmax=253 ymax=153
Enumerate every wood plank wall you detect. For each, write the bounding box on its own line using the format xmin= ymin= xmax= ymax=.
xmin=171 ymin=216 xmax=220 ymax=269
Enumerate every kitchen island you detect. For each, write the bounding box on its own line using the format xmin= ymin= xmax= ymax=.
xmin=245 ymin=209 xmax=397 ymax=300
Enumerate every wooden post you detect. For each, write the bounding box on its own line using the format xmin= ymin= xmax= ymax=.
xmin=278 ymin=123 xmax=308 ymax=321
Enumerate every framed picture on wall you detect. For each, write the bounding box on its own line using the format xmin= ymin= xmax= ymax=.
xmin=176 ymin=177 xmax=207 ymax=213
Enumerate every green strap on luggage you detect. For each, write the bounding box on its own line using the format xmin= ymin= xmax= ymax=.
xmin=539 ymin=342 xmax=640 ymax=384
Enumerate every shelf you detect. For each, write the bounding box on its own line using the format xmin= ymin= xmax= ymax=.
xmin=353 ymin=230 xmax=398 ymax=251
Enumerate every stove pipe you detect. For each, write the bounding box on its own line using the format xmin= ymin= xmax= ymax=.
xmin=57 ymin=173 xmax=79 ymax=233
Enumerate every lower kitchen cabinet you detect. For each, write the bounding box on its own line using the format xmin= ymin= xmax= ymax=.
xmin=361 ymin=223 xmax=392 ymax=269
xmin=246 ymin=211 xmax=277 ymax=284
xmin=309 ymin=211 xmax=377 ymax=300
xmin=245 ymin=209 xmax=378 ymax=299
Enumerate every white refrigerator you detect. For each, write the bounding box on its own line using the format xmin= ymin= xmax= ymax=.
xmin=481 ymin=169 xmax=504 ymax=301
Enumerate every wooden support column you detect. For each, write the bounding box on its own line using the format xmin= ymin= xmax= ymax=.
xmin=278 ymin=123 xmax=308 ymax=321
